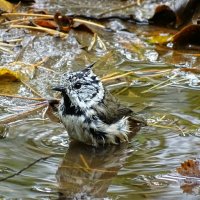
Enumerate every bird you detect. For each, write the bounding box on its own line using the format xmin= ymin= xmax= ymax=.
xmin=52 ymin=63 xmax=146 ymax=146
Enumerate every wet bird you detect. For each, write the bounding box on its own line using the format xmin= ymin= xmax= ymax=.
xmin=53 ymin=63 xmax=146 ymax=146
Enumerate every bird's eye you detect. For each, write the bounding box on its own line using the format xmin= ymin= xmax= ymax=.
xmin=74 ymin=82 xmax=81 ymax=89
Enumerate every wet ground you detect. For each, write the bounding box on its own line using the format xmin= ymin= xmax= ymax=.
xmin=0 ymin=0 xmax=200 ymax=199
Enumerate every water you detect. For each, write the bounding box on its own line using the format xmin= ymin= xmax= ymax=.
xmin=0 ymin=0 xmax=200 ymax=199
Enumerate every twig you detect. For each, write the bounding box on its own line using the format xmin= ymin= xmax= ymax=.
xmin=0 ymin=38 xmax=23 ymax=43
xmin=21 ymin=80 xmax=43 ymax=98
xmin=102 ymin=71 xmax=134 ymax=82
xmin=74 ymin=18 xmax=105 ymax=29
xmin=142 ymin=74 xmax=177 ymax=93
xmin=10 ymin=24 xmax=68 ymax=38
xmin=101 ymin=72 xmax=119 ymax=79
xmin=175 ymin=125 xmax=187 ymax=136
xmin=32 ymin=57 xmax=57 ymax=73
xmin=97 ymin=35 xmax=107 ymax=50
xmin=2 ymin=13 xmax=106 ymax=29
xmin=0 ymin=42 xmax=16 ymax=47
xmin=0 ymin=46 xmax=13 ymax=53
xmin=0 ymin=104 xmax=47 ymax=124
xmin=2 ymin=16 xmax=55 ymax=25
xmin=148 ymin=123 xmax=178 ymax=130
xmin=58 ymin=165 xmax=117 ymax=174
xmin=80 ymin=154 xmax=90 ymax=171
xmin=88 ymin=33 xmax=97 ymax=51
xmin=2 ymin=13 xmax=53 ymax=18
xmin=0 ymin=155 xmax=53 ymax=182
xmin=7 ymin=59 xmax=57 ymax=74
xmin=0 ymin=93 xmax=45 ymax=101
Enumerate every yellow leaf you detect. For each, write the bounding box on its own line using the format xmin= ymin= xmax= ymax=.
xmin=148 ymin=34 xmax=173 ymax=44
xmin=0 ymin=0 xmax=14 ymax=12
xmin=0 ymin=68 xmax=23 ymax=95
xmin=0 ymin=68 xmax=22 ymax=81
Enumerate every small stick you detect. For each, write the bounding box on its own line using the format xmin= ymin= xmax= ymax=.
xmin=32 ymin=57 xmax=57 ymax=73
xmin=2 ymin=13 xmax=53 ymax=18
xmin=0 ymin=93 xmax=45 ymax=101
xmin=10 ymin=24 xmax=68 ymax=38
xmin=0 ymin=42 xmax=17 ymax=47
xmin=80 ymin=154 xmax=90 ymax=170
xmin=58 ymin=165 xmax=117 ymax=173
xmin=79 ymin=154 xmax=91 ymax=173
xmin=148 ymin=123 xmax=178 ymax=130
xmin=142 ymin=74 xmax=177 ymax=93
xmin=21 ymin=80 xmax=43 ymax=98
xmin=2 ymin=13 xmax=106 ymax=29
xmin=73 ymin=18 xmax=105 ymax=29
xmin=0 ymin=155 xmax=53 ymax=182
xmin=88 ymin=33 xmax=97 ymax=51
xmin=97 ymin=35 xmax=107 ymax=50
xmin=3 ymin=16 xmax=56 ymax=25
xmin=102 ymin=71 xmax=134 ymax=82
xmin=115 ymin=87 xmax=129 ymax=95
xmin=0 ymin=104 xmax=47 ymax=124
xmin=1 ymin=38 xmax=23 ymax=43
xmin=0 ymin=46 xmax=13 ymax=53
xmin=101 ymin=72 xmax=119 ymax=79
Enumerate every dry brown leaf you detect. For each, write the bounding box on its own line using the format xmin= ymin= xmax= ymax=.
xmin=177 ymin=159 xmax=200 ymax=178
xmin=172 ymin=24 xmax=200 ymax=50
xmin=149 ymin=5 xmax=176 ymax=26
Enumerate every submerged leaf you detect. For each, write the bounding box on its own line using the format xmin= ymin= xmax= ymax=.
xmin=172 ymin=24 xmax=200 ymax=50
xmin=0 ymin=0 xmax=14 ymax=12
xmin=177 ymin=159 xmax=200 ymax=178
xmin=0 ymin=68 xmax=23 ymax=81
xmin=0 ymin=68 xmax=22 ymax=95
xmin=148 ymin=33 xmax=173 ymax=44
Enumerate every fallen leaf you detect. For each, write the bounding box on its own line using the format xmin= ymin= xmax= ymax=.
xmin=0 ymin=68 xmax=23 ymax=81
xmin=0 ymin=0 xmax=14 ymax=12
xmin=148 ymin=33 xmax=173 ymax=44
xmin=177 ymin=159 xmax=200 ymax=178
xmin=149 ymin=5 xmax=176 ymax=26
xmin=172 ymin=24 xmax=200 ymax=50
xmin=34 ymin=19 xmax=57 ymax=30
xmin=0 ymin=68 xmax=22 ymax=95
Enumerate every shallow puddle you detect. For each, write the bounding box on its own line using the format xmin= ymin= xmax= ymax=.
xmin=0 ymin=0 xmax=200 ymax=199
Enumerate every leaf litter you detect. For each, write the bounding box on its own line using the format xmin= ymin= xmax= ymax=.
xmin=0 ymin=0 xmax=200 ymax=197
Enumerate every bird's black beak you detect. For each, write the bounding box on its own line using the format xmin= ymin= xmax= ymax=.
xmin=52 ymin=86 xmax=65 ymax=92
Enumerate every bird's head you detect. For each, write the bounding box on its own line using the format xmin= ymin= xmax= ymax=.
xmin=53 ymin=63 xmax=105 ymax=109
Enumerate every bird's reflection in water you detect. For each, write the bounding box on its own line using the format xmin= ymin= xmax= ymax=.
xmin=56 ymin=140 xmax=134 ymax=199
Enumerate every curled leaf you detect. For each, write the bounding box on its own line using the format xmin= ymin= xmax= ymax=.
xmin=0 ymin=68 xmax=23 ymax=81
xmin=172 ymin=24 xmax=200 ymax=50
xmin=0 ymin=68 xmax=23 ymax=95
xmin=149 ymin=5 xmax=176 ymax=26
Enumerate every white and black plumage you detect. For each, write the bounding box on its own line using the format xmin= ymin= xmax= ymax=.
xmin=53 ymin=63 xmax=146 ymax=146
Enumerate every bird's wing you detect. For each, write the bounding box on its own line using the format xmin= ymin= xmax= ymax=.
xmin=94 ymin=90 xmax=146 ymax=125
